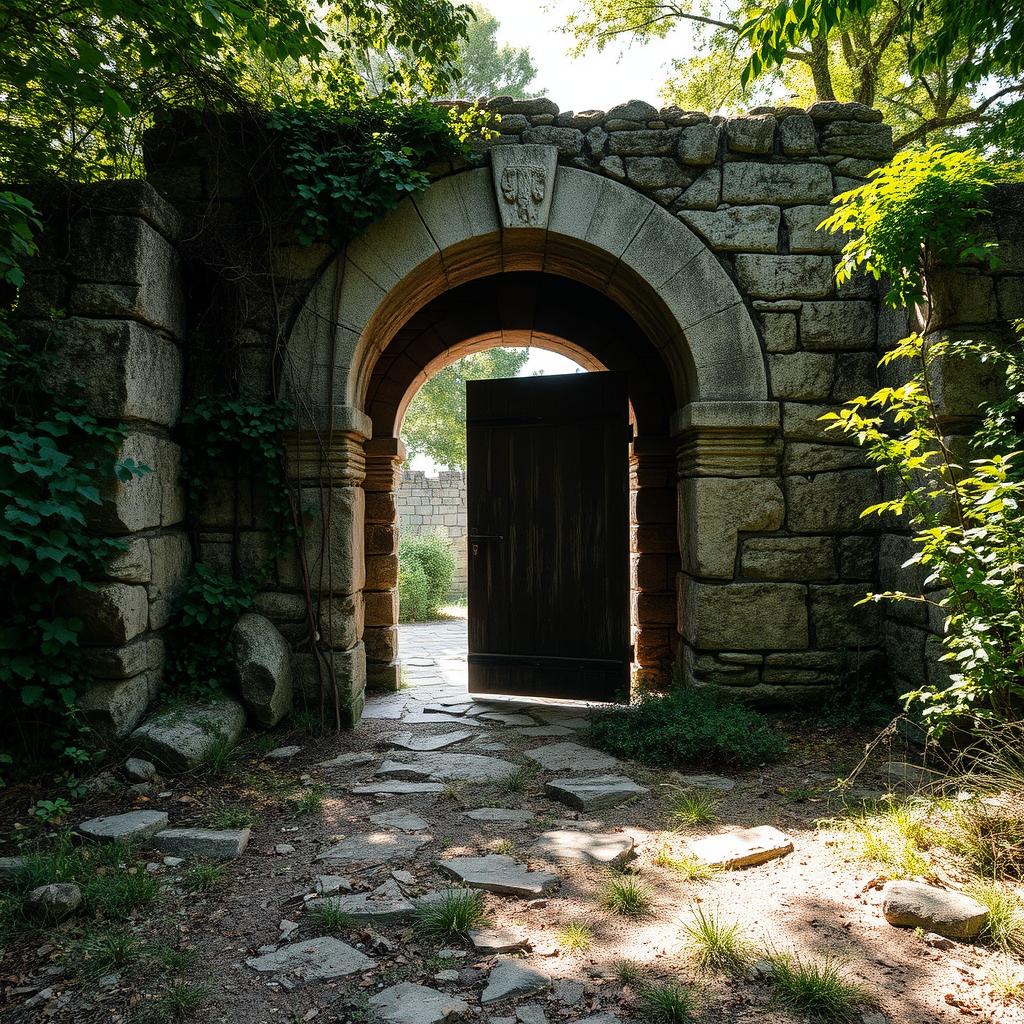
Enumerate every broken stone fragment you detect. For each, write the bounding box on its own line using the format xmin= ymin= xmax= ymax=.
xmin=687 ymin=825 xmax=794 ymax=869
xmin=881 ymin=880 xmax=988 ymax=940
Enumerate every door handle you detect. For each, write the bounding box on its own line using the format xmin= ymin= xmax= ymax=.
xmin=469 ymin=534 xmax=502 ymax=556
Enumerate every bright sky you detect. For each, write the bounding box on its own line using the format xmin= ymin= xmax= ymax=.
xmin=483 ymin=0 xmax=695 ymax=111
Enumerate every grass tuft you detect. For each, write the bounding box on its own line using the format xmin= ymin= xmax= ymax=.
xmin=205 ymin=801 xmax=259 ymax=829
xmin=768 ymin=949 xmax=867 ymax=1021
xmin=413 ymin=888 xmax=486 ymax=938
xmin=556 ymin=921 xmax=594 ymax=951
xmin=667 ymin=787 xmax=721 ymax=826
xmin=614 ymin=959 xmax=644 ymax=987
xmin=146 ymin=981 xmax=211 ymax=1022
xmin=73 ymin=927 xmax=141 ymax=978
xmin=599 ymin=875 xmax=653 ymax=918
xmin=639 ymin=981 xmax=699 ymax=1022
xmin=681 ymin=905 xmax=753 ymax=975
xmin=183 ymin=860 xmax=225 ymax=892
xmin=826 ymin=798 xmax=933 ymax=878
xmin=653 ymin=846 xmax=716 ymax=881
xmin=493 ymin=765 xmax=535 ymax=794
xmin=966 ymin=879 xmax=1024 ymax=954
xmin=288 ymin=783 xmax=326 ymax=817
xmin=589 ymin=685 xmax=786 ymax=769
xmin=491 ymin=838 xmax=515 ymax=856
xmin=308 ymin=900 xmax=356 ymax=933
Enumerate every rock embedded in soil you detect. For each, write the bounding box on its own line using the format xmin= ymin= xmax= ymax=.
xmin=524 ymin=742 xmax=619 ymax=772
xmin=245 ymin=936 xmax=374 ymax=979
xmin=378 ymin=751 xmax=520 ymax=783
xmin=369 ymin=808 xmax=429 ymax=832
xmin=675 ymin=773 xmax=736 ymax=791
xmin=0 ymin=856 xmax=26 ymax=883
xmin=439 ymin=855 xmax=558 ymax=897
xmin=307 ymin=880 xmax=414 ymax=923
xmin=153 ymin=827 xmax=250 ymax=860
xmin=545 ymin=775 xmax=649 ymax=810
xmin=314 ymin=875 xmax=353 ymax=896
xmin=687 ymin=825 xmax=794 ymax=869
xmin=481 ymin=958 xmax=551 ymax=1004
xmin=381 ymin=730 xmax=474 ymax=752
xmin=319 ymin=751 xmax=377 ymax=769
xmin=531 ymin=830 xmax=635 ymax=866
xmin=124 ymin=757 xmax=158 ymax=781
xmin=231 ymin=611 xmax=293 ymax=727
xmin=881 ymin=880 xmax=989 ymax=939
xmin=130 ymin=699 xmax=246 ymax=772
xmin=26 ymin=883 xmax=81 ymax=922
xmin=77 ymin=810 xmax=169 ymax=843
xmin=469 ymin=926 xmax=532 ymax=953
xmin=266 ymin=745 xmax=302 ymax=760
xmin=317 ymin=832 xmax=430 ymax=864
xmin=516 ymin=1005 xmax=549 ymax=1024
xmin=577 ymin=1015 xmax=623 ymax=1024
xmin=369 ymin=982 xmax=469 ymax=1024
xmin=464 ymin=808 xmax=536 ymax=824
xmin=351 ymin=781 xmax=445 ymax=795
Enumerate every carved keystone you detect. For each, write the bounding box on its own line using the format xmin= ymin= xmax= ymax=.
xmin=491 ymin=145 xmax=558 ymax=229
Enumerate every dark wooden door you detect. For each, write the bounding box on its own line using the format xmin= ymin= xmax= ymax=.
xmin=466 ymin=371 xmax=630 ymax=702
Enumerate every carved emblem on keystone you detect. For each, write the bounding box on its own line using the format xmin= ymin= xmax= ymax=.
xmin=490 ymin=144 xmax=558 ymax=230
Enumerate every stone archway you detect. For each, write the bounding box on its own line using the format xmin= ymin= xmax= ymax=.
xmin=283 ymin=147 xmax=783 ymax=714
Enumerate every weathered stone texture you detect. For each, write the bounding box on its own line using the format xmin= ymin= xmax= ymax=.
xmin=680 ymin=206 xmax=779 ymax=253
xmin=723 ymin=162 xmax=833 ymax=205
xmin=736 ymin=255 xmax=835 ymax=298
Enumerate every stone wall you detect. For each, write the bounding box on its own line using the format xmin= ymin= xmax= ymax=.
xmin=15 ymin=182 xmax=189 ymax=739
xmin=396 ymin=469 xmax=468 ymax=592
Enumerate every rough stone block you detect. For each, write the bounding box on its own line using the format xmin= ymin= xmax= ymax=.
xmin=785 ymin=470 xmax=880 ymax=532
xmin=680 ymin=206 xmax=779 ymax=253
xmin=681 ymin=578 xmax=808 ymax=649
xmin=761 ymin=312 xmax=798 ymax=353
xmin=742 ymin=536 xmax=835 ymax=580
xmin=92 ymin=432 xmax=183 ymax=534
xmin=131 ymin=699 xmax=246 ymax=772
xmin=784 ymin=205 xmax=849 ymax=254
xmin=885 ymin=620 xmax=927 ymax=683
xmin=833 ymin=351 xmax=877 ymax=401
xmin=154 ymin=828 xmax=250 ymax=859
xmin=769 ymin=352 xmax=835 ymax=400
xmin=277 ymin=486 xmax=364 ymax=594
xmin=820 ymin=121 xmax=893 ymax=160
xmin=146 ymin=532 xmax=190 ymax=630
xmin=521 ymin=125 xmax=583 ymax=155
xmin=725 ymin=115 xmax=775 ymax=154
xmin=78 ymin=810 xmax=168 ymax=843
xmin=292 ymin=643 xmax=366 ymax=725
xmin=882 ymin=881 xmax=988 ymax=939
xmin=735 ymin=254 xmax=835 ymax=299
xmin=677 ymin=123 xmax=719 ymax=164
xmin=81 ymin=636 xmax=163 ymax=680
xmin=722 ymin=162 xmax=832 ymax=205
xmin=625 ymin=156 xmax=689 ymax=189
xmin=80 ymin=670 xmax=160 ymax=739
xmin=365 ymin=553 xmax=400 ymax=590
xmin=783 ymin=442 xmax=868 ymax=474
xmin=47 ymin=319 xmax=182 ymax=426
xmin=67 ymin=583 xmax=148 ymax=645
xmin=679 ymin=477 xmax=785 ymax=578
xmin=688 ymin=825 xmax=793 ymax=869
xmin=810 ymin=584 xmax=882 ymax=647
xmin=779 ymin=115 xmax=817 ymax=155
xmin=232 ymin=612 xmax=293 ymax=727
xmin=782 ymin=402 xmax=841 ymax=442
xmin=607 ymin=129 xmax=680 ymax=155
xmin=800 ymin=301 xmax=875 ymax=349
xmin=679 ymin=167 xmax=720 ymax=208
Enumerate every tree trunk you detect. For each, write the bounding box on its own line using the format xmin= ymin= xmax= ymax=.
xmin=809 ymin=34 xmax=836 ymax=100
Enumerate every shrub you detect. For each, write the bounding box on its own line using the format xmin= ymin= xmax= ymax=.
xmin=399 ymin=533 xmax=455 ymax=621
xmin=589 ymin=685 xmax=787 ymax=769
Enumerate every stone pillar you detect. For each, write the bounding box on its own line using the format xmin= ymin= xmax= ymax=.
xmin=673 ymin=401 xmax=816 ymax=698
xmin=281 ymin=409 xmax=370 ymax=725
xmin=363 ymin=437 xmax=406 ymax=692
xmin=630 ymin=437 xmax=678 ymax=685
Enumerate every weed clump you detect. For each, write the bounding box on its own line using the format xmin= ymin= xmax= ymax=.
xmin=413 ymin=888 xmax=486 ymax=937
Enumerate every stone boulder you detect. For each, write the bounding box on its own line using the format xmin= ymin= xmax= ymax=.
xmin=231 ymin=612 xmax=293 ymax=727
xmin=27 ymin=883 xmax=81 ymax=923
xmin=881 ymin=880 xmax=989 ymax=940
xmin=130 ymin=699 xmax=246 ymax=772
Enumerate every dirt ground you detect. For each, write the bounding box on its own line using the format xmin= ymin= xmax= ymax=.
xmin=1 ymin=685 xmax=1022 ymax=1024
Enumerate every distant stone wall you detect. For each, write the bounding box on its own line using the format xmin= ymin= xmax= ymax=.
xmin=396 ymin=469 xmax=468 ymax=592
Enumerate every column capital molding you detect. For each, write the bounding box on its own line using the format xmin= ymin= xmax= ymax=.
xmin=671 ymin=401 xmax=781 ymax=478
xmin=364 ymin=436 xmax=408 ymax=492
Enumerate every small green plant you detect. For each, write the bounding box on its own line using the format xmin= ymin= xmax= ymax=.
xmin=183 ymin=861 xmax=225 ymax=892
xmin=289 ymin=783 xmax=326 ymax=817
xmin=966 ymin=879 xmax=1024 ymax=954
xmin=491 ymin=838 xmax=515 ymax=856
xmin=589 ymin=684 xmax=786 ymax=769
xmin=681 ymin=905 xmax=752 ymax=975
xmin=206 ymin=802 xmax=259 ymax=829
xmin=989 ymin=957 xmax=1024 ymax=1000
xmin=768 ymin=949 xmax=867 ymax=1021
xmin=146 ymin=982 xmax=211 ymax=1022
xmin=826 ymin=798 xmax=933 ymax=878
xmin=667 ymin=787 xmax=721 ymax=826
xmin=148 ymin=943 xmax=198 ymax=976
xmin=639 ymin=981 xmax=699 ymax=1022
xmin=557 ymin=921 xmax=594 ymax=951
xmin=494 ymin=764 xmax=535 ymax=794
xmin=82 ymin=869 xmax=159 ymax=916
xmin=73 ymin=927 xmax=140 ymax=977
xmin=599 ymin=875 xmax=653 ymax=918
xmin=413 ymin=888 xmax=486 ymax=938
xmin=30 ymin=797 xmax=73 ymax=823
xmin=653 ymin=846 xmax=717 ymax=881
xmin=308 ymin=901 xmax=356 ymax=933
xmin=398 ymin=533 xmax=456 ymax=622
xmin=615 ymin=960 xmax=644 ymax=987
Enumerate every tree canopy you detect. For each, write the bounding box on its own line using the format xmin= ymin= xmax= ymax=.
xmin=565 ymin=0 xmax=1023 ymax=150
xmin=401 ymin=348 xmax=531 ymax=470
xmin=455 ymin=4 xmax=539 ymax=99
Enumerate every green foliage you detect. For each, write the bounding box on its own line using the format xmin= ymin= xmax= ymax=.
xmin=164 ymin=564 xmax=255 ymax=701
xmin=399 ymin=533 xmax=456 ymax=621
xmin=402 ymin=348 xmax=530 ymax=470
xmin=557 ymin=921 xmax=594 ymax=950
xmin=681 ymin=906 xmax=753 ymax=975
xmin=457 ymin=4 xmax=539 ymax=98
xmin=653 ymin=845 xmax=718 ymax=880
xmin=183 ymin=861 xmax=226 ymax=892
xmin=413 ymin=887 xmax=487 ymax=937
xmin=822 ymin=147 xmax=1015 ymax=307
xmin=271 ymin=98 xmax=488 ymax=247
xmin=638 ymin=981 xmax=699 ymax=1022
xmin=308 ymin=901 xmax=356 ymax=933
xmin=967 ymin=880 xmax=1024 ymax=953
xmin=767 ymin=949 xmax=867 ymax=1021
xmin=589 ymin=685 xmax=787 ymax=768
xmin=0 ymin=193 xmax=41 ymax=287
xmin=599 ymin=874 xmax=653 ymax=918
xmin=666 ymin=787 xmax=722 ymax=826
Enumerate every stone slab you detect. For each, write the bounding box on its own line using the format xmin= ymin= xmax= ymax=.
xmin=882 ymin=880 xmax=989 ymax=939
xmin=130 ymin=700 xmax=246 ymax=773
xmin=687 ymin=826 xmax=793 ymax=869
xmin=266 ymin=745 xmax=302 ymax=761
xmin=439 ymin=855 xmax=558 ymax=897
xmin=351 ymin=781 xmax=445 ymax=795
xmin=469 ymin=926 xmax=532 ymax=953
xmin=153 ymin=827 xmax=250 ymax=860
xmin=245 ymin=936 xmax=374 ymax=979
xmin=314 ymin=875 xmax=353 ymax=896
xmin=545 ymin=775 xmax=648 ymax=810
xmin=317 ymin=832 xmax=430 ymax=863
xmin=308 ymin=880 xmax=414 ymax=923
xmin=464 ymin=808 xmax=536 ymax=824
xmin=381 ymin=730 xmax=474 ymax=752
xmin=369 ymin=982 xmax=470 ymax=1024
xmin=524 ymin=742 xmax=618 ymax=772
xmin=377 ymin=752 xmax=519 ymax=783
xmin=676 ymin=774 xmax=736 ymax=792
xmin=531 ymin=830 xmax=635 ymax=866
xmin=319 ymin=752 xmax=377 ymax=770
xmin=477 ymin=712 xmax=538 ymax=726
xmin=77 ymin=810 xmax=168 ymax=843
xmin=369 ymin=808 xmax=429 ymax=832
xmin=481 ymin=958 xmax=551 ymax=1004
